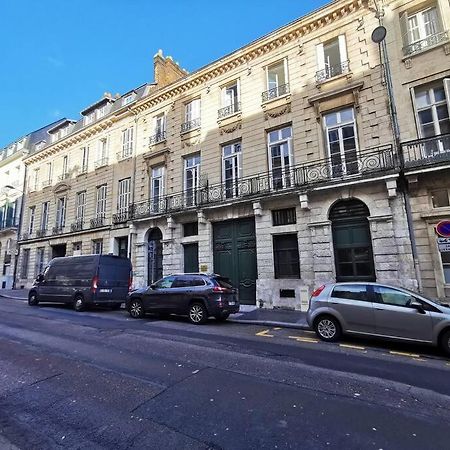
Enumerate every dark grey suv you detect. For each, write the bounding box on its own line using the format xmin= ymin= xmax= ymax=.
xmin=126 ymin=274 xmax=239 ymax=324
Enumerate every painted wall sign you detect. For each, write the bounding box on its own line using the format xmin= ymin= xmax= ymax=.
xmin=436 ymin=220 xmax=450 ymax=238
xmin=437 ymin=237 xmax=450 ymax=253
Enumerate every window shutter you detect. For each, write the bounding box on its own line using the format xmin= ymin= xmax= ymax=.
xmin=316 ymin=43 xmax=325 ymax=72
xmin=434 ymin=5 xmax=444 ymax=33
xmin=444 ymin=78 xmax=450 ymax=112
xmin=399 ymin=11 xmax=409 ymax=48
xmin=338 ymin=35 xmax=348 ymax=64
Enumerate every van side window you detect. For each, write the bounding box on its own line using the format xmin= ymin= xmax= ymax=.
xmin=331 ymin=285 xmax=369 ymax=302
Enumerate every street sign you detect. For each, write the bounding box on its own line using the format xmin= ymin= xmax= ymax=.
xmin=436 ymin=220 xmax=450 ymax=238
xmin=437 ymin=237 xmax=450 ymax=253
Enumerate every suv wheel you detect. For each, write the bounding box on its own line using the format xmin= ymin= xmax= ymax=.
xmin=314 ymin=315 xmax=341 ymax=342
xmin=189 ymin=302 xmax=208 ymax=324
xmin=73 ymin=295 xmax=86 ymax=312
xmin=440 ymin=329 xmax=450 ymax=356
xmin=128 ymin=298 xmax=144 ymax=319
xmin=28 ymin=292 xmax=39 ymax=306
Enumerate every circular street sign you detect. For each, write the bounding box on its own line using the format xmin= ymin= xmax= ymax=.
xmin=436 ymin=220 xmax=450 ymax=237
xmin=371 ymin=26 xmax=387 ymax=43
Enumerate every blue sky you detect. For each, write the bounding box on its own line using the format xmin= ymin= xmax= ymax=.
xmin=0 ymin=0 xmax=328 ymax=148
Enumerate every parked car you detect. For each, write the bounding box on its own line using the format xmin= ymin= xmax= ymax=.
xmin=126 ymin=273 xmax=239 ymax=324
xmin=28 ymin=254 xmax=132 ymax=311
xmin=307 ymin=282 xmax=450 ymax=355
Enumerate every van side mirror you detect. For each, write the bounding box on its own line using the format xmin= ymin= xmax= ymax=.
xmin=410 ymin=301 xmax=425 ymax=314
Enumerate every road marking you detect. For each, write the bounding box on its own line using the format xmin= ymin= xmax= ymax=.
xmin=389 ymin=350 xmax=421 ymax=358
xmin=288 ymin=336 xmax=319 ymax=343
xmin=255 ymin=329 xmax=274 ymax=338
xmin=302 ymin=330 xmax=316 ymax=335
xmin=273 ymin=327 xmax=282 ymax=331
xmin=339 ymin=343 xmax=366 ymax=350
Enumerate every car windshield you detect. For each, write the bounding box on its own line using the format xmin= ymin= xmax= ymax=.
xmin=213 ymin=277 xmax=233 ymax=289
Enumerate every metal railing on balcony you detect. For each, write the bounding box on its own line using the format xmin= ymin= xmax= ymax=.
xmin=181 ymin=118 xmax=201 ymax=133
xmin=41 ymin=179 xmax=52 ymax=188
xmin=112 ymin=211 xmax=129 ymax=224
xmin=94 ymin=157 xmax=109 ymax=169
xmin=316 ymin=60 xmax=350 ymax=84
xmin=218 ymin=102 xmax=241 ymax=119
xmin=36 ymin=228 xmax=46 ymax=238
xmin=79 ymin=164 xmax=88 ymax=175
xmin=261 ymin=83 xmax=290 ymax=102
xmin=149 ymin=131 xmax=167 ymax=145
xmin=71 ymin=219 xmax=84 ymax=232
xmin=0 ymin=219 xmax=18 ymax=230
xmin=90 ymin=215 xmax=106 ymax=228
xmin=403 ymin=31 xmax=449 ymax=56
xmin=401 ymin=133 xmax=450 ymax=169
xmin=57 ymin=172 xmax=70 ymax=182
xmin=117 ymin=150 xmax=133 ymax=161
xmin=130 ymin=144 xmax=395 ymax=220
xmin=52 ymin=225 xmax=64 ymax=235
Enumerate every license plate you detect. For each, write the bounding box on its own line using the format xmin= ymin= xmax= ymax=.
xmin=99 ymin=289 xmax=112 ymax=293
xmin=228 ymin=301 xmax=235 ymax=306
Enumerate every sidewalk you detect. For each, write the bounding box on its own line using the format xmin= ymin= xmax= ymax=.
xmin=0 ymin=289 xmax=29 ymax=300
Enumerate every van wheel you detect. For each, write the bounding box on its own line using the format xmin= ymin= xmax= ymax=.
xmin=73 ymin=295 xmax=86 ymax=312
xmin=189 ymin=302 xmax=208 ymax=325
xmin=128 ymin=298 xmax=144 ymax=319
xmin=215 ymin=313 xmax=230 ymax=322
xmin=440 ymin=329 xmax=450 ymax=356
xmin=314 ymin=315 xmax=341 ymax=342
xmin=28 ymin=292 xmax=39 ymax=306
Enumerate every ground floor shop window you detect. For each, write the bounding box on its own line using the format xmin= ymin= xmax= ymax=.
xmin=442 ymin=251 xmax=450 ymax=283
xmin=273 ymin=233 xmax=300 ymax=279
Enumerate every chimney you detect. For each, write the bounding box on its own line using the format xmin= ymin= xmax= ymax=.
xmin=153 ymin=49 xmax=188 ymax=88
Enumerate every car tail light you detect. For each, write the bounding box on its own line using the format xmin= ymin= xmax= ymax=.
xmin=91 ymin=276 xmax=99 ymax=293
xmin=311 ymin=285 xmax=325 ymax=299
xmin=213 ymin=286 xmax=227 ymax=293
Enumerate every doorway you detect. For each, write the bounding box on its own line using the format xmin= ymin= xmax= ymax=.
xmin=147 ymin=228 xmax=163 ymax=284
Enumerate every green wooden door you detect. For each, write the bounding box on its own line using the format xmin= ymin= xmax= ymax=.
xmin=184 ymin=243 xmax=199 ymax=273
xmin=213 ymin=218 xmax=257 ymax=305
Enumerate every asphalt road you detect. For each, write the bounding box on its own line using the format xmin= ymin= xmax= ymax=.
xmin=1 ymin=297 xmax=450 ymax=449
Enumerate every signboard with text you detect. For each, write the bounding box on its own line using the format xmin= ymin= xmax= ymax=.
xmin=438 ymin=237 xmax=450 ymax=253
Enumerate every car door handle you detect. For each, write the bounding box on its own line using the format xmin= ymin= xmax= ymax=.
xmin=375 ymin=308 xmax=384 ymax=311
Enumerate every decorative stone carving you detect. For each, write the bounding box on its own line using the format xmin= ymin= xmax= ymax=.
xmin=219 ymin=122 xmax=242 ymax=135
xmin=264 ymin=103 xmax=291 ymax=120
xmin=404 ymin=58 xmax=412 ymax=69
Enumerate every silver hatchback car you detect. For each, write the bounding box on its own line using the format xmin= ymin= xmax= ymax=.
xmin=307 ymin=282 xmax=450 ymax=355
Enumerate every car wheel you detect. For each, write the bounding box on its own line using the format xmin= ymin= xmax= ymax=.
xmin=28 ymin=292 xmax=39 ymax=306
xmin=314 ymin=315 xmax=341 ymax=342
xmin=440 ymin=329 xmax=450 ymax=356
xmin=73 ymin=295 xmax=86 ymax=312
xmin=189 ymin=302 xmax=208 ymax=325
xmin=215 ymin=313 xmax=230 ymax=322
xmin=128 ymin=298 xmax=144 ymax=319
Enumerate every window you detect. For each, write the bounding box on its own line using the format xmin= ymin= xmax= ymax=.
xmin=272 ymin=208 xmax=297 ymax=226
xmin=97 ymin=104 xmax=107 ymax=119
xmin=84 ymin=111 xmax=95 ymax=125
xmin=316 ymin=36 xmax=348 ymax=82
xmin=20 ymin=248 xmax=30 ymax=279
xmin=122 ymin=93 xmax=135 ymax=106
xmin=324 ymin=107 xmax=359 ymax=177
xmin=92 ymin=239 xmax=103 ymax=255
xmin=81 ymin=146 xmax=89 ymax=173
xmin=374 ymin=286 xmax=415 ymax=307
xmin=182 ymin=99 xmax=201 ymax=131
xmin=33 ymin=169 xmax=39 ymax=191
xmin=121 ymin=127 xmax=134 ymax=158
xmin=41 ymin=202 xmax=49 ymax=230
xmin=155 ymin=275 xmax=175 ymax=289
xmin=431 ymin=189 xmax=450 ymax=208
xmin=62 ymin=155 xmax=68 ymax=178
xmin=183 ymin=222 xmax=198 ymax=237
xmin=76 ymin=191 xmax=86 ymax=222
xmin=184 ymin=154 xmax=201 ymax=206
xmin=151 ymin=167 xmax=164 ymax=212
xmin=273 ymin=234 xmax=300 ymax=279
xmin=219 ymin=81 xmax=240 ymax=117
xmin=28 ymin=206 xmax=35 ymax=234
xmin=264 ymin=60 xmax=289 ymax=100
xmin=73 ymin=242 xmax=82 ymax=256
xmin=45 ymin=162 xmax=52 ymax=184
xmin=118 ymin=178 xmax=131 ymax=214
xmin=441 ymin=251 xmax=450 ymax=284
xmin=400 ymin=6 xmax=445 ymax=56
xmin=35 ymin=247 xmax=45 ymax=276
xmin=222 ymin=142 xmax=241 ymax=199
xmin=155 ymin=113 xmax=166 ymax=135
xmin=35 ymin=141 xmax=45 ymax=151
xmin=331 ymin=285 xmax=369 ymax=302
xmin=96 ymin=138 xmax=108 ymax=167
xmin=268 ymin=126 xmax=293 ymax=189
xmin=96 ymin=185 xmax=107 ymax=219
xmin=55 ymin=197 xmax=66 ymax=228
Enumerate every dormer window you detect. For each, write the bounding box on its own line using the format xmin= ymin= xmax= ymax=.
xmin=122 ymin=94 xmax=135 ymax=106
xmin=84 ymin=111 xmax=95 ymax=125
xmin=35 ymin=141 xmax=46 ymax=151
xmin=97 ymin=104 xmax=106 ymax=119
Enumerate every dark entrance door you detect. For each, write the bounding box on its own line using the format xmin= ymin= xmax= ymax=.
xmin=184 ymin=243 xmax=199 ymax=273
xmin=52 ymin=244 xmax=66 ymax=258
xmin=213 ymin=218 xmax=257 ymax=305
xmin=148 ymin=228 xmax=163 ymax=284
xmin=330 ymin=199 xmax=375 ymax=282
xmin=116 ymin=237 xmax=128 ymax=258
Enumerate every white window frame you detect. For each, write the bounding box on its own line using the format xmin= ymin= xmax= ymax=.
xmin=222 ymin=142 xmax=242 ymax=199
xmin=33 ymin=169 xmax=39 ymax=191
xmin=92 ymin=239 xmax=103 ymax=255
xmin=155 ymin=113 xmax=166 ymax=135
xmin=97 ymin=137 xmax=108 ymax=165
xmin=28 ymin=206 xmax=35 ymax=234
xmin=62 ymin=155 xmax=68 ymax=177
xmin=316 ymin=35 xmax=348 ymax=80
xmin=122 ymin=94 xmax=135 ymax=106
xmin=222 ymin=80 xmax=241 ymax=108
xmin=266 ymin=59 xmax=289 ymax=91
xmin=96 ymin=185 xmax=107 ymax=219
xmin=46 ymin=162 xmax=52 ymax=183
xmin=76 ymin=191 xmax=86 ymax=222
xmin=41 ymin=202 xmax=49 ymax=230
xmin=121 ymin=127 xmax=134 ymax=158
xmin=117 ymin=178 xmax=131 ymax=214
xmin=151 ymin=166 xmax=165 ymax=213
xmin=185 ymin=99 xmax=201 ymax=123
xmin=56 ymin=197 xmax=66 ymax=228
xmin=267 ymin=126 xmax=293 ymax=189
xmin=184 ymin=154 xmax=201 ymax=206
xmin=81 ymin=146 xmax=89 ymax=172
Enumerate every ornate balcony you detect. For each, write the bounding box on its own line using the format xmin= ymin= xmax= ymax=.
xmin=71 ymin=220 xmax=84 ymax=232
xmin=52 ymin=225 xmax=64 ymax=235
xmin=94 ymin=157 xmax=109 ymax=169
xmin=218 ymin=102 xmax=241 ymax=119
xmin=112 ymin=211 xmax=129 ymax=224
xmin=149 ymin=131 xmax=166 ymax=145
xmin=261 ymin=84 xmax=290 ymax=102
xmin=181 ymin=118 xmax=201 ymax=133
xmin=130 ymin=144 xmax=396 ymax=220
xmin=90 ymin=215 xmax=106 ymax=228
xmin=403 ymin=31 xmax=449 ymax=57
xmin=36 ymin=228 xmax=46 ymax=238
xmin=316 ymin=61 xmax=350 ymax=84
xmin=401 ymin=133 xmax=450 ymax=170
xmin=58 ymin=173 xmax=70 ymax=182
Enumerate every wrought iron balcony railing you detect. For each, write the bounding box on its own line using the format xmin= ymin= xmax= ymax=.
xmin=52 ymin=225 xmax=64 ymax=235
xmin=57 ymin=172 xmax=70 ymax=182
xmin=262 ymin=83 xmax=290 ymax=102
xmin=403 ymin=31 xmax=449 ymax=56
xmin=0 ymin=219 xmax=18 ymax=230
xmin=41 ymin=179 xmax=52 ymax=188
xmin=71 ymin=220 xmax=84 ymax=232
xmin=36 ymin=228 xmax=46 ymax=238
xmin=94 ymin=157 xmax=109 ymax=169
xmin=218 ymin=102 xmax=241 ymax=119
xmin=130 ymin=144 xmax=395 ymax=220
xmin=149 ymin=131 xmax=167 ymax=145
xmin=181 ymin=118 xmax=201 ymax=133
xmin=401 ymin=133 xmax=450 ymax=169
xmin=79 ymin=164 xmax=88 ymax=175
xmin=117 ymin=149 xmax=133 ymax=161
xmin=112 ymin=211 xmax=129 ymax=224
xmin=316 ymin=60 xmax=350 ymax=83
xmin=90 ymin=215 xmax=106 ymax=228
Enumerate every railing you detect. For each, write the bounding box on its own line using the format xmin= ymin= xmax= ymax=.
xmin=403 ymin=31 xmax=449 ymax=56
xmin=401 ymin=134 xmax=450 ymax=169
xmin=90 ymin=216 xmax=106 ymax=228
xmin=316 ymin=60 xmax=350 ymax=83
xmin=58 ymin=173 xmax=70 ymax=181
xmin=36 ymin=228 xmax=46 ymax=238
xmin=71 ymin=220 xmax=83 ymax=232
xmin=94 ymin=157 xmax=109 ymax=169
xmin=261 ymin=83 xmax=290 ymax=102
xmin=181 ymin=118 xmax=201 ymax=133
xmin=112 ymin=211 xmax=129 ymax=224
xmin=0 ymin=219 xmax=18 ymax=230
xmin=79 ymin=164 xmax=88 ymax=174
xmin=52 ymin=225 xmax=64 ymax=235
xmin=130 ymin=144 xmax=395 ymax=220
xmin=117 ymin=150 xmax=133 ymax=161
xmin=41 ymin=179 xmax=52 ymax=188
xmin=218 ymin=102 xmax=241 ymax=119
xmin=149 ymin=131 xmax=167 ymax=145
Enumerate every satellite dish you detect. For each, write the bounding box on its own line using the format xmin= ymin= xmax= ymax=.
xmin=371 ymin=26 xmax=387 ymax=43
